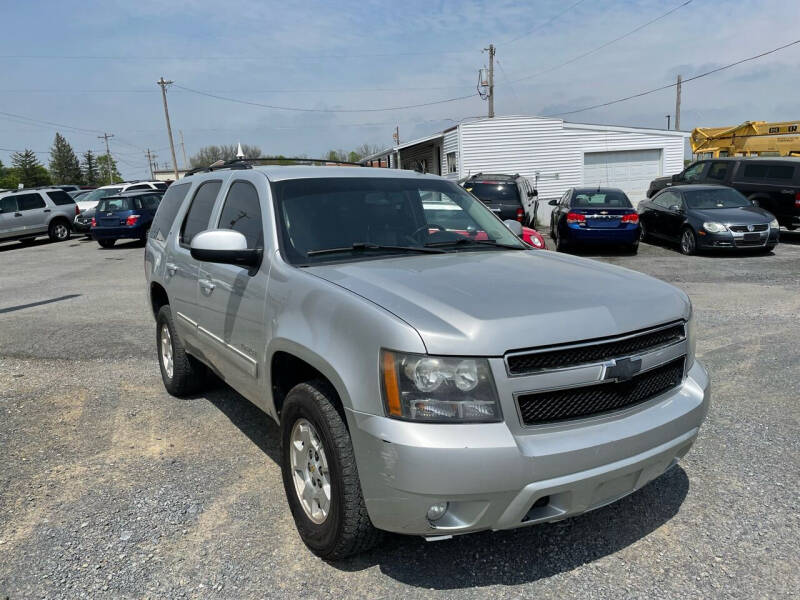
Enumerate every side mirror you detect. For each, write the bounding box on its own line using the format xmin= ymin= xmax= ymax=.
xmin=548 ymin=199 xmax=558 ymax=206
xmin=668 ymin=204 xmax=682 ymax=213
xmin=503 ymin=219 xmax=523 ymax=236
xmin=528 ymin=189 xmax=538 ymax=198
xmin=190 ymin=229 xmax=261 ymax=267
xmin=671 ymin=174 xmax=681 ymax=182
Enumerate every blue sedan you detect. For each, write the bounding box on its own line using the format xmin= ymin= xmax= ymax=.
xmin=548 ymin=187 xmax=641 ymax=253
xmin=92 ymin=190 xmax=163 ymax=248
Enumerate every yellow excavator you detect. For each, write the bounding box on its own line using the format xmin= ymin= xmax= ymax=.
xmin=691 ymin=120 xmax=800 ymax=159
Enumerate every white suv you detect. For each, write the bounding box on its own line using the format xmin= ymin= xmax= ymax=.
xmin=0 ymin=187 xmax=79 ymax=244
xmin=76 ymin=181 xmax=168 ymax=212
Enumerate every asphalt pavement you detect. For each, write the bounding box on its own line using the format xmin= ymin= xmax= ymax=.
xmin=1 ymin=232 xmax=798 ymax=599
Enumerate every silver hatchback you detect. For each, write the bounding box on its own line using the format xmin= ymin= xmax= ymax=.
xmin=145 ymin=165 xmax=709 ymax=559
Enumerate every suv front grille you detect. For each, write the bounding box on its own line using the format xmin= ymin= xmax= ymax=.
xmin=506 ymin=323 xmax=685 ymax=375
xmin=516 ymin=357 xmax=685 ymax=425
xmin=729 ymin=224 xmax=768 ymax=232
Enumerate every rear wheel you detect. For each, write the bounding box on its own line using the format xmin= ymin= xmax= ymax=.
xmin=281 ymin=381 xmax=380 ymax=559
xmin=627 ymin=241 xmax=639 ymax=254
xmin=156 ymin=305 xmax=206 ymax=396
xmin=97 ymin=239 xmax=115 ymax=248
xmin=48 ymin=219 xmax=71 ymax=242
xmin=554 ymin=227 xmax=569 ymax=252
xmin=680 ymin=227 xmax=697 ymax=255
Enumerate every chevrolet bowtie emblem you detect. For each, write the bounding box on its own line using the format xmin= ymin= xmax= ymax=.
xmin=603 ymin=356 xmax=643 ymax=382
xmin=600 ymin=210 xmax=608 ymax=215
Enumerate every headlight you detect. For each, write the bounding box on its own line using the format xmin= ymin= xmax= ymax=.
xmin=530 ymin=236 xmax=543 ymax=248
xmin=686 ymin=306 xmax=697 ymax=371
xmin=381 ymin=350 xmax=501 ymax=423
xmin=770 ymin=218 xmax=779 ymax=229
xmin=703 ymin=222 xmax=726 ymax=233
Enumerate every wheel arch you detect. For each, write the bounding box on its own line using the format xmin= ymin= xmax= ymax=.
xmin=150 ymin=282 xmax=169 ymax=318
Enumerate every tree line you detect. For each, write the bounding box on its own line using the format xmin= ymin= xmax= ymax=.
xmin=0 ymin=132 xmax=121 ymax=190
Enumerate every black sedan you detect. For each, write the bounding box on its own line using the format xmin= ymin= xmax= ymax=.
xmin=638 ymin=185 xmax=779 ymax=255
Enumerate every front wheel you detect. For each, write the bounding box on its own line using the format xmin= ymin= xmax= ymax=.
xmin=281 ymin=381 xmax=380 ymax=559
xmin=639 ymin=222 xmax=650 ymax=242
xmin=680 ymin=227 xmax=697 ymax=255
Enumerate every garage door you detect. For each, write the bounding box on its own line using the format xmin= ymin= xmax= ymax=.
xmin=583 ymin=149 xmax=662 ymax=201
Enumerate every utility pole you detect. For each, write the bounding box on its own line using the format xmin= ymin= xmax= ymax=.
xmin=157 ymin=77 xmax=180 ymax=180
xmin=486 ymin=44 xmax=495 ymax=118
xmin=98 ymin=133 xmax=114 ymax=184
xmin=146 ymin=149 xmax=154 ymax=180
xmin=674 ymin=74 xmax=682 ymax=131
xmin=179 ymin=130 xmax=188 ymax=170
xmin=665 ymin=115 xmax=671 ymax=130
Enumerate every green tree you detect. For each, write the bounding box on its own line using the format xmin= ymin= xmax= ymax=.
xmin=48 ymin=133 xmax=83 ymax=184
xmin=82 ymin=150 xmax=101 ymax=186
xmin=189 ymin=143 xmax=262 ymax=168
xmin=11 ymin=149 xmax=51 ymax=187
xmin=96 ymin=153 xmax=122 ymax=184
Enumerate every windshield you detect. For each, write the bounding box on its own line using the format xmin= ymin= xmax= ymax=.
xmin=80 ymin=187 xmax=122 ymax=203
xmin=463 ymin=181 xmax=521 ymax=205
xmin=97 ymin=197 xmax=134 ymax=212
xmin=684 ymin=188 xmax=750 ymax=209
xmin=571 ymin=190 xmax=632 ymax=208
xmin=272 ymin=177 xmax=526 ymax=265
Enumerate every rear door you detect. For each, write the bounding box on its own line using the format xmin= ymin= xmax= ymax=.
xmin=464 ymin=180 xmax=523 ymax=220
xmin=0 ymin=196 xmax=21 ymax=239
xmin=196 ymin=174 xmax=269 ymax=400
xmin=165 ymin=179 xmax=225 ymax=351
xmin=15 ymin=193 xmax=48 ymax=233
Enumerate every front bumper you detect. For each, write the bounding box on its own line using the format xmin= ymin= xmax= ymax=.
xmin=348 ymin=360 xmax=709 ymax=537
xmin=699 ymin=228 xmax=779 ymax=249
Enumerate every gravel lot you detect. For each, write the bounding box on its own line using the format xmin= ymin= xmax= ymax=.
xmin=1 ymin=232 xmax=798 ymax=599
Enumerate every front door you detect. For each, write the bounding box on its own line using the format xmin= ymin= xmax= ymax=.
xmin=659 ymin=191 xmax=686 ymax=241
xmin=0 ymin=196 xmax=22 ymax=239
xmin=196 ymin=176 xmax=269 ymax=401
xmin=164 ymin=179 xmax=224 ymax=351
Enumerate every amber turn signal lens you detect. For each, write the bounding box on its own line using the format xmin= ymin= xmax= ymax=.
xmin=381 ymin=350 xmax=401 ymax=417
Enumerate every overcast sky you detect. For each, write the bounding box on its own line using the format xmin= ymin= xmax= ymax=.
xmin=1 ymin=0 xmax=798 ymax=179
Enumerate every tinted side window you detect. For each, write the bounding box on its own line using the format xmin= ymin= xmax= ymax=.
xmin=180 ymin=181 xmax=222 ymax=245
xmin=126 ymin=184 xmax=151 ymax=191
xmin=17 ymin=194 xmax=46 ymax=210
xmin=141 ymin=194 xmax=161 ymax=210
xmin=150 ymin=182 xmax=191 ymax=241
xmin=683 ymin=162 xmax=706 ymax=182
xmin=0 ymin=197 xmax=18 ymax=213
xmin=743 ymin=164 xmax=767 ymax=179
xmin=153 ymin=182 xmax=168 ymax=190
xmin=217 ymin=181 xmax=264 ymax=248
xmin=707 ymin=162 xmax=729 ymax=181
xmin=767 ymin=165 xmax=794 ymax=180
xmin=46 ymin=190 xmax=76 ymax=205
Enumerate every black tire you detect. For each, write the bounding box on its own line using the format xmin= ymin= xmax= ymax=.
xmin=679 ymin=227 xmax=697 ymax=256
xmin=627 ymin=241 xmax=639 ymax=254
xmin=48 ymin=219 xmax=71 ymax=242
xmin=786 ymin=225 xmax=797 ymax=231
xmin=155 ymin=305 xmax=206 ymax=396
xmin=762 ymin=244 xmax=777 ymax=253
xmin=639 ymin=222 xmax=650 ymax=242
xmin=97 ymin=239 xmax=115 ymax=248
xmin=139 ymin=227 xmax=150 ymax=245
xmin=281 ymin=381 xmax=380 ymax=559
xmin=554 ymin=227 xmax=569 ymax=252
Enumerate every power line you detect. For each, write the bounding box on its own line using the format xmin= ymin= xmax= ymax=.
xmin=508 ymin=0 xmax=693 ymax=84
xmin=505 ymin=0 xmax=588 ymax=44
xmin=172 ymin=84 xmax=480 ymax=113
xmin=0 ymin=109 xmax=104 ymax=135
xmin=543 ymin=39 xmax=800 ymax=117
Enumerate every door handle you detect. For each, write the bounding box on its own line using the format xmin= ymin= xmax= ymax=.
xmin=165 ymin=262 xmax=178 ymax=275
xmin=43 ymin=209 xmax=51 ymax=213
xmin=199 ymin=279 xmax=216 ymax=292
xmin=14 ymin=212 xmax=22 ymax=217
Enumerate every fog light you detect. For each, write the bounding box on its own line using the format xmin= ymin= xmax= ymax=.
xmin=426 ymin=502 xmax=449 ymax=521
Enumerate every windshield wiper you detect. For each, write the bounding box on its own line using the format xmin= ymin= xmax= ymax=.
xmin=424 ymin=237 xmax=524 ymax=250
xmin=307 ymin=242 xmax=446 ymax=257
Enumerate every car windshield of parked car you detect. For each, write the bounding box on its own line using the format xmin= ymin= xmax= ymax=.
xmin=571 ymin=191 xmax=632 ymax=208
xmin=684 ymin=188 xmax=750 ymax=209
xmin=97 ymin=197 xmax=134 ymax=212
xmin=81 ymin=187 xmax=123 ymax=203
xmin=272 ymin=177 xmax=526 ymax=264
xmin=463 ymin=181 xmax=521 ymax=205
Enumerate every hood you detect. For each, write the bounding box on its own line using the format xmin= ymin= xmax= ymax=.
xmin=690 ymin=206 xmax=774 ymax=223
xmin=306 ymin=250 xmax=689 ymax=356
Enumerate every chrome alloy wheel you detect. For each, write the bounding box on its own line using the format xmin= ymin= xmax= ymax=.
xmin=681 ymin=229 xmax=695 ymax=254
xmin=54 ymin=223 xmax=69 ymax=240
xmin=160 ymin=324 xmax=174 ymax=379
xmin=289 ymin=418 xmax=331 ymax=524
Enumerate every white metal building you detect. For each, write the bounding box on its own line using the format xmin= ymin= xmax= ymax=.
xmin=362 ymin=115 xmax=689 ymax=220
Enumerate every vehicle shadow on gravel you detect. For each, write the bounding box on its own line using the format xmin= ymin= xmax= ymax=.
xmin=779 ymin=230 xmax=800 ymax=245
xmin=339 ymin=467 xmax=690 ymax=589
xmin=201 ymin=379 xmax=690 ymax=589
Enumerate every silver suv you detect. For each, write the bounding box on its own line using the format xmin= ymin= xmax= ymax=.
xmin=0 ymin=187 xmax=78 ymax=244
xmin=145 ymin=165 xmax=710 ymax=559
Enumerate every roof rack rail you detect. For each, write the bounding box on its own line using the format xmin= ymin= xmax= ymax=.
xmin=184 ymin=157 xmax=366 ymax=177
